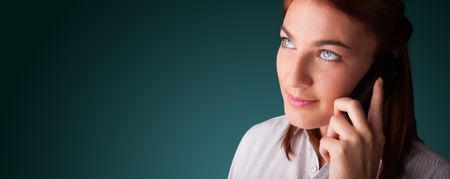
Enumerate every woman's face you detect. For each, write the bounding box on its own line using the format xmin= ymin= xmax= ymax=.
xmin=277 ymin=0 xmax=378 ymax=129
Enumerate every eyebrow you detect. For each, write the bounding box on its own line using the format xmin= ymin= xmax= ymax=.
xmin=280 ymin=25 xmax=352 ymax=50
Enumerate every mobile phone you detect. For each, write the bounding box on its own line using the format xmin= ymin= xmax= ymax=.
xmin=343 ymin=54 xmax=400 ymax=123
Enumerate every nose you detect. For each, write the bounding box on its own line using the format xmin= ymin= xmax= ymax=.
xmin=285 ymin=52 xmax=313 ymax=88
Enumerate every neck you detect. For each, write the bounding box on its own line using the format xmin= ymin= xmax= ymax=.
xmin=310 ymin=125 xmax=329 ymax=168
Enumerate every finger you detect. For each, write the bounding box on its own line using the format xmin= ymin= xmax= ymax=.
xmin=319 ymin=140 xmax=330 ymax=162
xmin=319 ymin=137 xmax=342 ymax=162
xmin=334 ymin=97 xmax=370 ymax=134
xmin=368 ymin=77 xmax=384 ymax=134
xmin=327 ymin=114 xmax=359 ymax=142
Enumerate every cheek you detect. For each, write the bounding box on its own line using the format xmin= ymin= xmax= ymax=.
xmin=316 ymin=76 xmax=344 ymax=117
xmin=276 ymin=49 xmax=289 ymax=89
xmin=314 ymin=67 xmax=366 ymax=109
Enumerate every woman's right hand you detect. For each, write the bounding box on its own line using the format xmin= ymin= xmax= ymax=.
xmin=319 ymin=78 xmax=385 ymax=179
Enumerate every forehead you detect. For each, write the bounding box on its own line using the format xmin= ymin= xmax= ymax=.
xmin=283 ymin=0 xmax=376 ymax=53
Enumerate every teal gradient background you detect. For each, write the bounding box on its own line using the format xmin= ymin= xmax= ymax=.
xmin=3 ymin=0 xmax=449 ymax=178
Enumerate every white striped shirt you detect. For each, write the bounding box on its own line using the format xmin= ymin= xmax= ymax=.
xmin=228 ymin=115 xmax=450 ymax=179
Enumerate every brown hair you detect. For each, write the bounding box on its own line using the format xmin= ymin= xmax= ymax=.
xmin=280 ymin=0 xmax=420 ymax=178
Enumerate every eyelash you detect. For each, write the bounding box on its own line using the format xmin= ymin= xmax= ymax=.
xmin=280 ymin=37 xmax=294 ymax=49
xmin=279 ymin=37 xmax=342 ymax=63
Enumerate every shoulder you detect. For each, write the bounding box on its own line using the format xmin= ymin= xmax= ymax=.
xmin=228 ymin=115 xmax=290 ymax=178
xmin=233 ymin=114 xmax=291 ymax=160
xmin=232 ymin=114 xmax=289 ymax=151
xmin=242 ymin=115 xmax=289 ymax=141
xmin=248 ymin=115 xmax=289 ymax=133
xmin=404 ymin=141 xmax=450 ymax=178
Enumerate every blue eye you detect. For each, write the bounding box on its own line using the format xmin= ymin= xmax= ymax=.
xmin=319 ymin=50 xmax=340 ymax=61
xmin=280 ymin=37 xmax=296 ymax=49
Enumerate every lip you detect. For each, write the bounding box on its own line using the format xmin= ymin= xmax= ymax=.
xmin=287 ymin=94 xmax=318 ymax=108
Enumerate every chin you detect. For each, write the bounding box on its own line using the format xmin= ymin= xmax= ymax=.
xmin=284 ymin=109 xmax=328 ymax=129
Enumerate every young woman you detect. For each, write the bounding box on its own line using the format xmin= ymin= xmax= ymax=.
xmin=228 ymin=0 xmax=450 ymax=178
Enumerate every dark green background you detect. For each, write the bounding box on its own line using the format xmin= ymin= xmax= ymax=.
xmin=3 ymin=0 xmax=449 ymax=178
